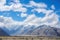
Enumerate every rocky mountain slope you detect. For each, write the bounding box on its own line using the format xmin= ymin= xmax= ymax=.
xmin=0 ymin=25 xmax=60 ymax=36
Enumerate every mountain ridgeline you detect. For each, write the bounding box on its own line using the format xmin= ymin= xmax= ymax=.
xmin=0 ymin=25 xmax=60 ymax=36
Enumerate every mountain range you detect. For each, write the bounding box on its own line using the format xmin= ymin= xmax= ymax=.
xmin=0 ymin=25 xmax=60 ymax=36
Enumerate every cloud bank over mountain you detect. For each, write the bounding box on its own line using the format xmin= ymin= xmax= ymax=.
xmin=0 ymin=0 xmax=60 ymax=36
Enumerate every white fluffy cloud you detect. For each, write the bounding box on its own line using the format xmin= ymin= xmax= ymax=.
xmin=22 ymin=1 xmax=59 ymax=27
xmin=51 ymin=5 xmax=55 ymax=10
xmin=30 ymin=1 xmax=47 ymax=8
xmin=0 ymin=0 xmax=27 ymax=12
xmin=13 ymin=0 xmax=20 ymax=3
xmin=20 ymin=13 xmax=28 ymax=17
xmin=24 ymin=1 xmax=47 ymax=8
xmin=17 ymin=13 xmax=28 ymax=17
xmin=0 ymin=0 xmax=6 ymax=5
xmin=23 ymin=13 xmax=59 ymax=27
xmin=0 ymin=0 xmax=60 ymax=31
xmin=11 ymin=3 xmax=27 ymax=12
xmin=0 ymin=16 xmax=23 ymax=30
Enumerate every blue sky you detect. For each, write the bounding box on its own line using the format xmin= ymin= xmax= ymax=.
xmin=0 ymin=0 xmax=60 ymax=35
xmin=0 ymin=0 xmax=60 ymax=26
xmin=0 ymin=0 xmax=60 ymax=21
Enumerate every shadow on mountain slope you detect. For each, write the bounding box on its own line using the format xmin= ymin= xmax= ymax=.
xmin=0 ymin=28 xmax=9 ymax=36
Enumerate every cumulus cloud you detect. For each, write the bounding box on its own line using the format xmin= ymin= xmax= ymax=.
xmin=51 ymin=5 xmax=55 ymax=10
xmin=11 ymin=3 xmax=27 ymax=12
xmin=0 ymin=0 xmax=6 ymax=5
xmin=0 ymin=5 xmax=12 ymax=11
xmin=20 ymin=13 xmax=28 ymax=17
xmin=23 ymin=13 xmax=59 ymax=27
xmin=0 ymin=16 xmax=23 ymax=30
xmin=17 ymin=12 xmax=28 ymax=17
xmin=30 ymin=1 xmax=47 ymax=8
xmin=0 ymin=0 xmax=27 ymax=12
xmin=0 ymin=0 xmax=60 ymax=34
xmin=24 ymin=1 xmax=47 ymax=8
xmin=13 ymin=0 xmax=20 ymax=3
xmin=23 ymin=14 xmax=40 ymax=26
xmin=22 ymin=1 xmax=59 ymax=27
